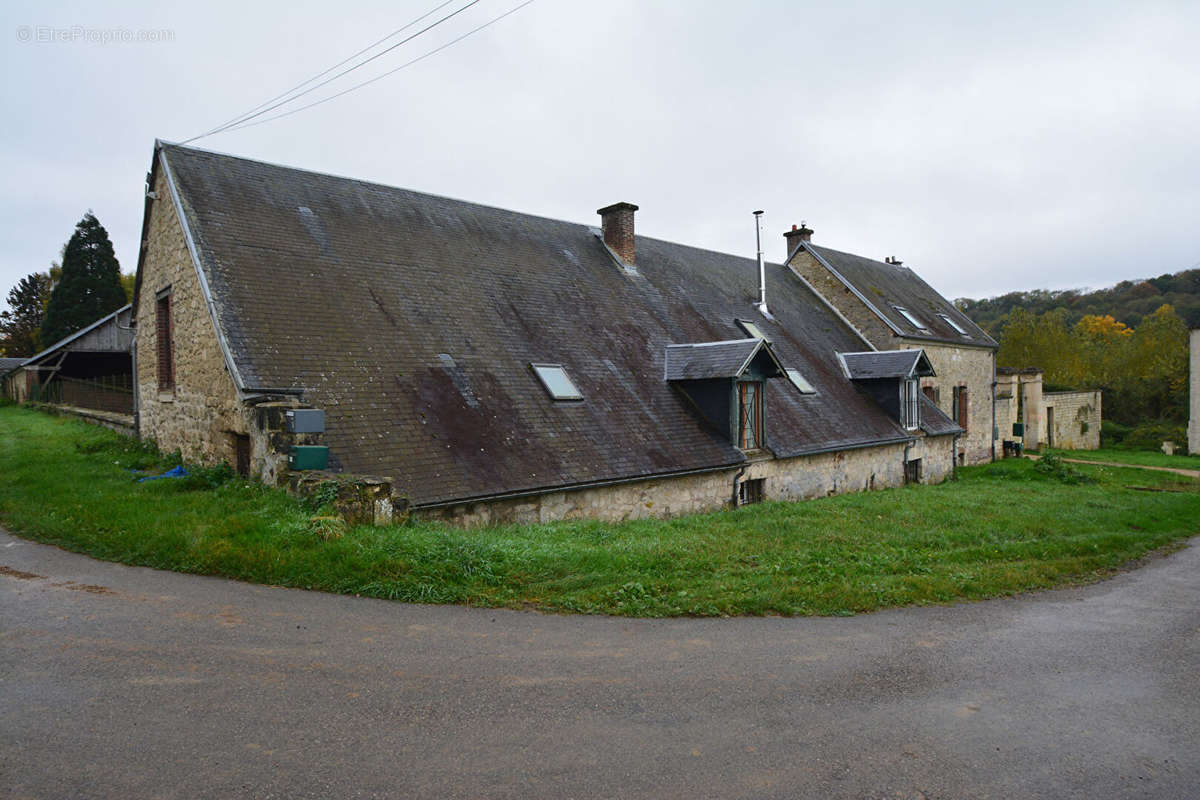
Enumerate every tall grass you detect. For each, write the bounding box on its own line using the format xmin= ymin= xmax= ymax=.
xmin=1 ymin=406 xmax=1197 ymax=616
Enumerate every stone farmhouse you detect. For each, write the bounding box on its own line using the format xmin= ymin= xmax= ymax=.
xmin=131 ymin=141 xmax=977 ymax=524
xmin=785 ymin=228 xmax=999 ymax=466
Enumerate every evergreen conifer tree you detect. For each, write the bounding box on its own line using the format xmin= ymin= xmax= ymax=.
xmin=40 ymin=212 xmax=126 ymax=346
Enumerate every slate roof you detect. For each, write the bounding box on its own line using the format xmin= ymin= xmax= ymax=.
xmin=154 ymin=143 xmax=944 ymax=507
xmin=664 ymin=339 xmax=779 ymax=381
xmin=840 ymin=350 xmax=934 ymax=380
xmin=801 ymin=244 xmax=998 ymax=348
xmin=918 ymin=395 xmax=963 ymax=437
xmin=0 ymin=357 xmax=25 ymax=376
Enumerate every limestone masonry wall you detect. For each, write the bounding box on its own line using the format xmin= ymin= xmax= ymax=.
xmin=787 ymin=251 xmax=897 ymax=346
xmin=907 ymin=340 xmax=995 ymax=465
xmin=1043 ymin=390 xmax=1101 ymax=450
xmin=135 ymin=164 xmax=252 ymax=469
xmin=417 ymin=436 xmax=953 ymax=527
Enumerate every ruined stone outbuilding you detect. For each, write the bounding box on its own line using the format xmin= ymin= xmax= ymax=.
xmin=995 ymin=368 xmax=1100 ymax=452
xmin=130 ymin=141 xmax=973 ymax=525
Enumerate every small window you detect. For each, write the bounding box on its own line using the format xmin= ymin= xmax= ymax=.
xmin=900 ymin=378 xmax=921 ymax=430
xmin=156 ymin=289 xmax=174 ymax=392
xmin=905 ymin=458 xmax=922 ymax=484
xmin=737 ymin=319 xmax=770 ymax=342
xmin=531 ymin=363 xmax=582 ymax=401
xmin=939 ymin=313 xmax=970 ymax=336
xmin=738 ymin=477 xmax=765 ymax=505
xmin=785 ymin=368 xmax=816 ymax=394
xmin=952 ymin=385 xmax=969 ymax=431
xmin=894 ymin=306 xmax=928 ymax=331
xmin=738 ymin=381 xmax=763 ymax=449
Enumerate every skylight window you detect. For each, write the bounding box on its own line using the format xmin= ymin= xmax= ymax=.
xmin=939 ymin=313 xmax=970 ymax=336
xmin=894 ymin=306 xmax=929 ymax=331
xmin=786 ymin=368 xmax=816 ymax=394
xmin=736 ymin=319 xmax=770 ymax=342
xmin=531 ymin=363 xmax=583 ymax=401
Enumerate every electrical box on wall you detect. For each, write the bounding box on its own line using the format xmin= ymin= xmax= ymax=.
xmin=289 ymin=445 xmax=329 ymax=471
xmin=286 ymin=409 xmax=325 ymax=433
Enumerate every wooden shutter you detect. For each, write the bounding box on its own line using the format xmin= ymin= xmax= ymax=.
xmin=958 ymin=386 xmax=969 ymax=431
xmin=156 ymin=292 xmax=174 ymax=391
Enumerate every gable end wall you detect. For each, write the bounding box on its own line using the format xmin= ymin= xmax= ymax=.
xmin=788 ymin=251 xmax=898 ymax=346
xmin=135 ymin=166 xmax=250 ymax=467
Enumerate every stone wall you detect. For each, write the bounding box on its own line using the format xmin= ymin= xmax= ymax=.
xmin=416 ymin=435 xmax=955 ymax=527
xmin=995 ymin=371 xmax=1019 ymax=447
xmin=787 ymin=251 xmax=898 ymax=346
xmin=135 ymin=163 xmax=255 ymax=469
xmin=1190 ymin=329 xmax=1199 ymax=455
xmin=906 ymin=340 xmax=995 ymax=465
xmin=1043 ymin=390 xmax=1101 ymax=450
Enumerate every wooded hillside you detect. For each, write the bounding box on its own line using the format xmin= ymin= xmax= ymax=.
xmin=956 ymin=268 xmax=1200 ymax=333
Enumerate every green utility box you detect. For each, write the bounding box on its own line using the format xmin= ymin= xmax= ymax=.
xmin=289 ymin=445 xmax=329 ymax=471
xmin=1012 ymin=422 xmax=1024 ymax=436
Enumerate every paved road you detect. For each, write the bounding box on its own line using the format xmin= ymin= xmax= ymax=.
xmin=2 ymin=529 xmax=1197 ymax=799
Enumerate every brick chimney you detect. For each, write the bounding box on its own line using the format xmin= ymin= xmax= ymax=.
xmin=783 ymin=222 xmax=813 ymax=259
xmin=597 ymin=202 xmax=639 ymax=266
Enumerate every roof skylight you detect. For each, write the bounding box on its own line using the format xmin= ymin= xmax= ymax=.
xmin=531 ymin=363 xmax=583 ymax=401
xmin=737 ymin=319 xmax=770 ymax=342
xmin=894 ymin=306 xmax=929 ymax=331
xmin=786 ymin=368 xmax=816 ymax=394
xmin=938 ymin=313 xmax=970 ymax=336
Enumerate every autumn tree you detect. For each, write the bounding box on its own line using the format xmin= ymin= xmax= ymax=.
xmin=40 ymin=212 xmax=126 ymax=346
xmin=0 ymin=272 xmax=52 ymax=356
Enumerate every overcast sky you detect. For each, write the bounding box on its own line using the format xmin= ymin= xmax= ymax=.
xmin=3 ymin=0 xmax=1198 ymax=306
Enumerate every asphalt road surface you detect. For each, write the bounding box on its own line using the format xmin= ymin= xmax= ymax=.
xmin=2 ymin=528 xmax=1197 ymax=799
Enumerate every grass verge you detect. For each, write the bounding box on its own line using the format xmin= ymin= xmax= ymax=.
xmin=1 ymin=405 xmax=1197 ymax=617
xmin=1044 ymin=447 xmax=1200 ymax=471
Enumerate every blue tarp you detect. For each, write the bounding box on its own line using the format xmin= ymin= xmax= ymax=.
xmin=137 ymin=465 xmax=189 ymax=483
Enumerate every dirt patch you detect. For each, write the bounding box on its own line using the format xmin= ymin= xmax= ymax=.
xmin=0 ymin=565 xmax=45 ymax=581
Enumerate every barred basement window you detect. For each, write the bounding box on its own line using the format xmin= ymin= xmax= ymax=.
xmin=156 ymin=289 xmax=174 ymax=392
xmin=739 ymin=477 xmax=765 ymax=505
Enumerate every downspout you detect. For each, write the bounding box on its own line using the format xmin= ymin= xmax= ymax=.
xmin=731 ymin=464 xmax=748 ymax=508
xmin=131 ymin=337 xmax=139 ymax=435
xmin=990 ymin=354 xmax=997 ymax=462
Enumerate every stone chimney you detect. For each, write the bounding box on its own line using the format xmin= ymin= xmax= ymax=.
xmin=783 ymin=222 xmax=813 ymax=259
xmin=597 ymin=202 xmax=639 ymax=266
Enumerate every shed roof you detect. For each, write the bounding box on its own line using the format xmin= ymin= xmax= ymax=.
xmin=152 ymin=143 xmax=930 ymax=506
xmin=800 ymin=244 xmax=998 ymax=348
xmin=22 ymin=304 xmax=133 ymax=367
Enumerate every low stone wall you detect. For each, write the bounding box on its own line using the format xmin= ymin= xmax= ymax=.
xmin=25 ymin=402 xmax=136 ymax=436
xmin=1043 ymin=390 xmax=1101 ymax=450
xmin=415 ymin=435 xmax=955 ymax=527
xmin=290 ymin=471 xmax=402 ymax=526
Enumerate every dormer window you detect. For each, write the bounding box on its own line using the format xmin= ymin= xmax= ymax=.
xmin=665 ymin=338 xmax=785 ymax=451
xmin=939 ymin=313 xmax=970 ymax=336
xmin=900 ymin=378 xmax=921 ymax=430
xmin=738 ymin=381 xmax=763 ymax=449
xmin=894 ymin=306 xmax=928 ymax=331
xmin=531 ymin=363 xmax=583 ymax=401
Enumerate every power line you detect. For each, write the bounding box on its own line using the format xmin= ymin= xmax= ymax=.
xmin=205 ymin=0 xmax=538 ymax=138
xmin=197 ymin=0 xmax=462 ymax=140
xmin=184 ymin=0 xmax=484 ymax=143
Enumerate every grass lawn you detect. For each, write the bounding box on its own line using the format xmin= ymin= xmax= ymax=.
xmin=1 ymin=404 xmax=1197 ymax=617
xmin=1045 ymin=447 xmax=1200 ymax=471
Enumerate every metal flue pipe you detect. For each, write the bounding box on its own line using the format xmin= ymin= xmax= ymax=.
xmin=754 ymin=210 xmax=769 ymax=316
